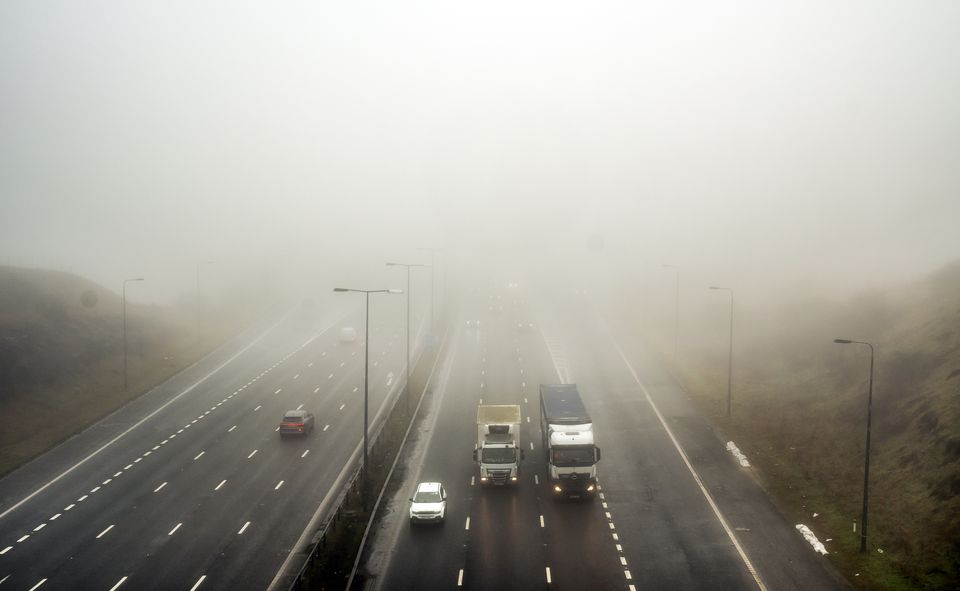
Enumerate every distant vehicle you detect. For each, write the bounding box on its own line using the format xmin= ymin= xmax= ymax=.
xmin=540 ymin=384 xmax=601 ymax=499
xmin=465 ymin=319 xmax=481 ymax=328
xmin=279 ymin=410 xmax=315 ymax=437
xmin=409 ymin=482 xmax=447 ymax=524
xmin=517 ymin=321 xmax=535 ymax=331
xmin=473 ymin=405 xmax=523 ymax=486
xmin=340 ymin=327 xmax=357 ymax=343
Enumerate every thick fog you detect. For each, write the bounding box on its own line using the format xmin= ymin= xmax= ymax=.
xmin=1 ymin=0 xmax=958 ymax=304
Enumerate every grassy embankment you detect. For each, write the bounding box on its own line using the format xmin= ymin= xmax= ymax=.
xmin=0 ymin=266 xmax=253 ymax=478
xmin=650 ymin=262 xmax=959 ymax=590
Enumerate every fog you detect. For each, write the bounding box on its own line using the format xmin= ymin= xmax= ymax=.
xmin=1 ymin=0 xmax=958 ymax=305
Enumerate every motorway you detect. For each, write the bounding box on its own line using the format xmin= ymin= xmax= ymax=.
xmin=365 ymin=285 xmax=849 ymax=591
xmin=0 ymin=297 xmax=421 ymax=591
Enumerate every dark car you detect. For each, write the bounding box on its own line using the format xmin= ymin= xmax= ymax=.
xmin=279 ymin=410 xmax=315 ymax=437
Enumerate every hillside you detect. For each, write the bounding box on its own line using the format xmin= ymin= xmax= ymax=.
xmin=0 ymin=266 xmax=240 ymax=477
xmin=663 ymin=261 xmax=960 ymax=590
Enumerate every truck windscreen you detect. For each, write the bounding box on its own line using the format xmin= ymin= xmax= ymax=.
xmin=481 ymin=448 xmax=517 ymax=464
xmin=552 ymin=447 xmax=595 ymax=466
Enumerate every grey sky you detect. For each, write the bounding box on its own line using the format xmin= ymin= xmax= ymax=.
xmin=2 ymin=0 xmax=958 ymax=302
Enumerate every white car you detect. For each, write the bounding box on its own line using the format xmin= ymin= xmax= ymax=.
xmin=409 ymin=482 xmax=447 ymax=524
xmin=339 ymin=327 xmax=357 ymax=343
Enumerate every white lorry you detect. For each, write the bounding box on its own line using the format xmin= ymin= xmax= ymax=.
xmin=539 ymin=384 xmax=601 ymax=499
xmin=473 ymin=405 xmax=523 ymax=486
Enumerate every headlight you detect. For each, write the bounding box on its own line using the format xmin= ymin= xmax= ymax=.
xmin=480 ymin=477 xmax=487 ymax=482
xmin=553 ymin=485 xmax=562 ymax=493
xmin=587 ymin=484 xmax=595 ymax=492
xmin=511 ymin=476 xmax=517 ymax=481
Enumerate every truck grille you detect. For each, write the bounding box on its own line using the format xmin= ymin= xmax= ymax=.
xmin=488 ymin=470 xmax=511 ymax=485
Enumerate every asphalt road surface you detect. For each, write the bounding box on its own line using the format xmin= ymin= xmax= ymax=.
xmin=0 ymin=299 xmax=421 ymax=591
xmin=366 ymin=285 xmax=848 ymax=591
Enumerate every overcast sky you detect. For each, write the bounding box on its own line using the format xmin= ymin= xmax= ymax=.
xmin=1 ymin=0 xmax=958 ymax=303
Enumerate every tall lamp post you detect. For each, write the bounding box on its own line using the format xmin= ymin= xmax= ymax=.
xmin=833 ymin=338 xmax=876 ymax=554
xmin=708 ymin=285 xmax=733 ymax=418
xmin=386 ymin=262 xmax=430 ymax=415
xmin=122 ymin=277 xmax=145 ymax=390
xmin=333 ymin=287 xmax=403 ymax=511
xmin=417 ymin=247 xmax=440 ymax=333
xmin=662 ymin=264 xmax=679 ymax=361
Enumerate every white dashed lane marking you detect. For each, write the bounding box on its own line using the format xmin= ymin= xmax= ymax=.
xmin=168 ymin=523 xmax=182 ymax=536
xmin=189 ymin=575 xmax=206 ymax=591
xmin=247 ymin=450 xmax=258 ymax=459
xmin=238 ymin=521 xmax=251 ymax=535
xmin=95 ymin=525 xmax=114 ymax=539
xmin=194 ymin=452 xmax=205 ymax=461
xmin=109 ymin=576 xmax=128 ymax=591
xmin=154 ymin=482 xmax=167 ymax=493
xmin=215 ymin=480 xmax=226 ymax=491
xmin=275 ymin=481 xmax=284 ymax=491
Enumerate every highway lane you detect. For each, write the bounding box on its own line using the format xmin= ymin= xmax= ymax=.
xmin=0 ymin=299 xmax=419 ymax=590
xmin=371 ymin=288 xmax=627 ymax=590
xmin=369 ymin=284 xmax=846 ymax=591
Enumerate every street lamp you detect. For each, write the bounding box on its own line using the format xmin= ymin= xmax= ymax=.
xmin=708 ymin=285 xmax=733 ymax=418
xmin=386 ymin=262 xmax=431 ymax=415
xmin=333 ymin=287 xmax=403 ymax=511
xmin=122 ymin=277 xmax=145 ymax=390
xmin=196 ymin=260 xmax=215 ymax=342
xmin=833 ymin=338 xmax=876 ymax=554
xmin=416 ymin=247 xmax=440 ymax=333
xmin=662 ymin=264 xmax=679 ymax=361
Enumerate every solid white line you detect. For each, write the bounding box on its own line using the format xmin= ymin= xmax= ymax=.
xmin=0 ymin=323 xmax=292 ymax=524
xmin=545 ymin=567 xmax=552 ymax=584
xmin=464 ymin=517 xmax=470 ymax=530
xmin=613 ymin=340 xmax=768 ymax=591
xmin=27 ymin=580 xmax=46 ymax=591
xmin=228 ymin=425 xmax=237 ymax=432
xmin=301 ymin=450 xmax=310 ymax=458
xmin=109 ymin=576 xmax=128 ymax=591
xmin=189 ymin=575 xmax=206 ymax=591
xmin=194 ymin=452 xmax=205 ymax=461
xmin=275 ymin=481 xmax=284 ymax=490
xmin=168 ymin=523 xmax=182 ymax=536
xmin=247 ymin=450 xmax=258 ymax=459
xmin=238 ymin=521 xmax=250 ymax=535
xmin=96 ymin=524 xmax=114 ymax=539
xmin=457 ymin=569 xmax=464 ymax=586
xmin=215 ymin=480 xmax=226 ymax=491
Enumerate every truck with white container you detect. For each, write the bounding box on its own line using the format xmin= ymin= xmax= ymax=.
xmin=539 ymin=384 xmax=601 ymax=499
xmin=473 ymin=404 xmax=523 ymax=486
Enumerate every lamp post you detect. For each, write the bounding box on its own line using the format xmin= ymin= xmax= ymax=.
xmin=333 ymin=287 xmax=403 ymax=511
xmin=122 ymin=277 xmax=145 ymax=390
xmin=196 ymin=260 xmax=214 ymax=342
xmin=833 ymin=338 xmax=875 ymax=554
xmin=417 ymin=247 xmax=440 ymax=333
xmin=662 ymin=264 xmax=679 ymax=361
xmin=386 ymin=262 xmax=430 ymax=415
xmin=708 ymin=285 xmax=733 ymax=418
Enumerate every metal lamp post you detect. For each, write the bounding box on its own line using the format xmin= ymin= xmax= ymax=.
xmin=708 ymin=285 xmax=733 ymax=418
xmin=386 ymin=262 xmax=430 ymax=415
xmin=122 ymin=277 xmax=145 ymax=390
xmin=833 ymin=338 xmax=876 ymax=554
xmin=333 ymin=287 xmax=403 ymax=511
